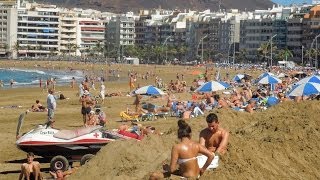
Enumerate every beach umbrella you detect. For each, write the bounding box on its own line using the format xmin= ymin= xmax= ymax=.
xmin=195 ymin=81 xmax=230 ymax=92
xmin=266 ymin=97 xmax=279 ymax=107
xmin=287 ymin=82 xmax=320 ymax=97
xmin=258 ymin=72 xmax=275 ymax=79
xmin=277 ymin=73 xmax=287 ymax=78
xmin=257 ymin=75 xmax=282 ymax=84
xmin=295 ymin=75 xmax=320 ymax=85
xmin=134 ymin=85 xmax=166 ymax=96
xmin=233 ymin=74 xmax=245 ymax=82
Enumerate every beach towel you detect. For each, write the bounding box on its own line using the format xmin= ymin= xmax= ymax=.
xmin=197 ymin=155 xmax=219 ymax=169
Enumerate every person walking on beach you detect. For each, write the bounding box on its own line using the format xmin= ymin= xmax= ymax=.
xmin=100 ymin=82 xmax=106 ymax=104
xmin=129 ymin=74 xmax=135 ymax=92
xmin=71 ymin=77 xmax=76 ymax=89
xmin=46 ymin=89 xmax=57 ymax=127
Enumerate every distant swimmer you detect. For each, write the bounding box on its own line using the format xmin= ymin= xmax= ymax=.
xmin=10 ymin=79 xmax=14 ymax=87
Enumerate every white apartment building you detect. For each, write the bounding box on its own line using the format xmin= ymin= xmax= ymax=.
xmin=59 ymin=9 xmax=78 ymax=56
xmin=17 ymin=2 xmax=59 ymax=57
xmin=119 ymin=12 xmax=135 ymax=46
xmin=0 ymin=0 xmax=17 ymax=58
xmin=78 ymin=18 xmax=105 ymax=57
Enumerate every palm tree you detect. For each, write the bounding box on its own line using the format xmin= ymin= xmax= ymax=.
xmin=305 ymin=48 xmax=317 ymax=67
xmin=176 ymin=45 xmax=188 ymax=62
xmin=258 ymin=43 xmax=270 ymax=63
xmin=258 ymin=43 xmax=277 ymax=65
xmin=237 ymin=49 xmax=248 ymax=63
xmin=277 ymin=48 xmax=293 ymax=62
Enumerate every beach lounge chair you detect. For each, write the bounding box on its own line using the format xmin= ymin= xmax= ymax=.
xmin=119 ymin=111 xmax=139 ymax=122
xmin=139 ymin=113 xmax=154 ymax=121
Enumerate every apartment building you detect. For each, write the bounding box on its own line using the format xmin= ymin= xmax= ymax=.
xmin=78 ymin=18 xmax=105 ymax=57
xmin=286 ymin=18 xmax=303 ymax=62
xmin=0 ymin=1 xmax=17 ymax=58
xmin=59 ymin=9 xmax=78 ymax=56
xmin=303 ymin=5 xmax=320 ymax=67
xmin=106 ymin=12 xmax=136 ymax=61
xmin=135 ymin=10 xmax=151 ymax=47
xmin=17 ymin=3 xmax=60 ymax=57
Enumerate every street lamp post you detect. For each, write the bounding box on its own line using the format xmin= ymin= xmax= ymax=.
xmin=302 ymin=45 xmax=304 ymax=66
xmin=316 ymin=37 xmax=319 ymax=69
xmin=309 ymin=34 xmax=320 ymax=67
xmin=200 ymin=34 xmax=209 ymax=64
xmin=270 ymin=34 xmax=277 ymax=67
xmin=162 ymin=35 xmax=172 ymax=63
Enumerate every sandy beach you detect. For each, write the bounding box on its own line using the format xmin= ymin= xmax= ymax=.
xmin=0 ymin=61 xmax=319 ymax=180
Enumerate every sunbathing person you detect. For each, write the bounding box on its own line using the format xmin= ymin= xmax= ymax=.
xmin=31 ymin=100 xmax=47 ymax=112
xmin=150 ymin=120 xmax=214 ymax=179
xmin=19 ymin=152 xmax=42 ymax=180
xmin=245 ymin=99 xmax=256 ymax=113
xmin=118 ymin=123 xmax=143 ymax=140
xmin=106 ymin=91 xmax=123 ymax=97
xmin=49 ymin=168 xmax=77 ymax=180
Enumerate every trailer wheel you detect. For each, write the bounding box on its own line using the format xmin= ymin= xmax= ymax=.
xmin=50 ymin=155 xmax=69 ymax=171
xmin=80 ymin=154 xmax=94 ymax=166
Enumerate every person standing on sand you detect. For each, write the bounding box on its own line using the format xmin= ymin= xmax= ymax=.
xmin=100 ymin=82 xmax=106 ymax=104
xmin=46 ymin=89 xmax=57 ymax=127
xmin=199 ymin=113 xmax=229 ymax=155
xmin=129 ymin=74 xmax=135 ymax=92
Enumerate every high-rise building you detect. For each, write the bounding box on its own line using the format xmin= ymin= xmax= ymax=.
xmin=17 ymin=3 xmax=60 ymax=57
xmin=0 ymin=0 xmax=17 ymax=58
xmin=59 ymin=9 xmax=78 ymax=56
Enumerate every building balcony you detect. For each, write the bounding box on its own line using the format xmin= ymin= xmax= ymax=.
xmin=61 ymin=34 xmax=76 ymax=39
xmin=61 ymin=23 xmax=77 ymax=27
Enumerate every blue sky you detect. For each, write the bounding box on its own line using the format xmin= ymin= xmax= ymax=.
xmin=272 ymin=0 xmax=312 ymax=5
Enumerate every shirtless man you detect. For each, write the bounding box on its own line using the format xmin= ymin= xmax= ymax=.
xmin=19 ymin=152 xmax=42 ymax=180
xmin=80 ymin=90 xmax=95 ymax=124
xmin=199 ymin=113 xmax=229 ymax=155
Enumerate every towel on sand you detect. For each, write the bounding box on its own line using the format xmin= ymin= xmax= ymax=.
xmin=197 ymin=155 xmax=219 ymax=169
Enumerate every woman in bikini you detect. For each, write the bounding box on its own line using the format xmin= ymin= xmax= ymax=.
xmin=150 ymin=120 xmax=214 ymax=179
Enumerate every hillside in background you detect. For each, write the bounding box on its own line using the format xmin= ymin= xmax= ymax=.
xmin=36 ymin=0 xmax=274 ymax=13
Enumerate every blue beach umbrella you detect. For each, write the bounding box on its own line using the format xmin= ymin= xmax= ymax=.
xmin=258 ymin=72 xmax=275 ymax=79
xmin=266 ymin=97 xmax=279 ymax=107
xmin=195 ymin=81 xmax=230 ymax=92
xmin=257 ymin=75 xmax=282 ymax=85
xmin=295 ymin=75 xmax=320 ymax=85
xmin=287 ymin=82 xmax=320 ymax=97
xmin=233 ymin=74 xmax=245 ymax=82
xmin=134 ymin=85 xmax=166 ymax=96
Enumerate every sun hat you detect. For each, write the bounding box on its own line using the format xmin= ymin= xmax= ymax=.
xmin=83 ymin=90 xmax=90 ymax=95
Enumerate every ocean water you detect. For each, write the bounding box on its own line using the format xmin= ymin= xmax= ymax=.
xmin=0 ymin=68 xmax=84 ymax=88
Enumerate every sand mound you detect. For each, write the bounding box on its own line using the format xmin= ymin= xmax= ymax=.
xmin=71 ymin=101 xmax=320 ymax=180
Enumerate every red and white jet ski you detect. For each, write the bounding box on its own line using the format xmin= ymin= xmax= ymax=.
xmin=15 ymin=111 xmax=116 ymax=171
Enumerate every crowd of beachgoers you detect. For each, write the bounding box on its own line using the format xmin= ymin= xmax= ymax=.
xmin=8 ymin=61 xmax=320 ymax=180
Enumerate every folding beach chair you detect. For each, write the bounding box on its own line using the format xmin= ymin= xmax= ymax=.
xmin=119 ymin=111 xmax=139 ymax=122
